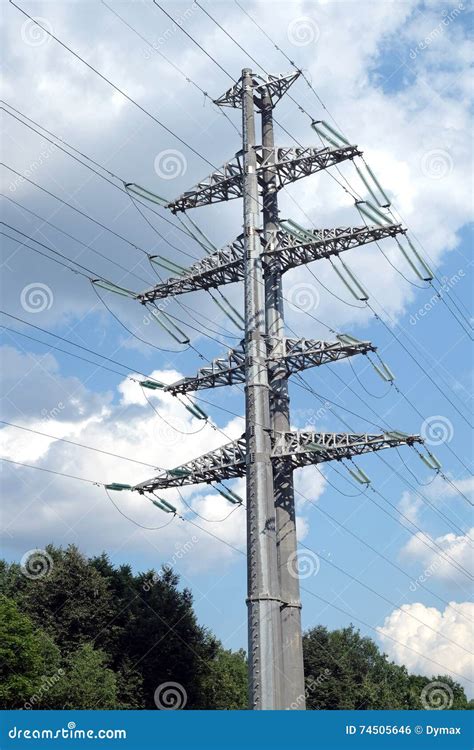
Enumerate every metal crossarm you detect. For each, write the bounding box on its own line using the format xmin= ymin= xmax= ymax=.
xmin=134 ymin=436 xmax=247 ymax=490
xmin=272 ymin=430 xmax=422 ymax=468
xmin=137 ymin=235 xmax=245 ymax=303
xmin=166 ymin=337 xmax=376 ymax=395
xmin=214 ymin=71 xmax=301 ymax=109
xmin=133 ymin=430 xmax=421 ymax=491
xmin=167 ymin=144 xmax=362 ymax=212
xmin=267 ymin=224 xmax=405 ymax=272
xmin=137 ymin=224 xmax=403 ymax=303
xmin=166 ymin=343 xmax=246 ymax=394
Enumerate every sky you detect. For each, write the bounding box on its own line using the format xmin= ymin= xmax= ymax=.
xmin=0 ymin=0 xmax=473 ymax=698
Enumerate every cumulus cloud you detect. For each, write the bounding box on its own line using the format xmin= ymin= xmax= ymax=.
xmin=0 ymin=351 xmax=324 ymax=572
xmin=0 ymin=0 xmax=471 ymax=340
xmin=377 ymin=602 xmax=473 ymax=696
xmin=400 ymin=527 xmax=474 ymax=583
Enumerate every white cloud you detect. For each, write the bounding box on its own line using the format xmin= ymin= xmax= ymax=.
xmin=0 ymin=353 xmax=325 ymax=572
xmin=377 ymin=601 xmax=473 ymax=696
xmin=0 ymin=0 xmax=471 ymax=341
xmin=400 ymin=527 xmax=474 ymax=582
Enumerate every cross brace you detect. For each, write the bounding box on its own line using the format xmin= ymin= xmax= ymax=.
xmin=213 ymin=71 xmax=301 ymax=110
xmin=133 ymin=431 xmax=422 ymax=491
xmin=138 ymin=224 xmax=404 ymax=303
xmin=166 ymin=337 xmax=376 ymax=395
xmin=167 ymin=144 xmax=362 ymax=212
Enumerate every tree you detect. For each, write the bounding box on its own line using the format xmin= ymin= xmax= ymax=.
xmin=4 ymin=545 xmax=114 ymax=654
xmin=304 ymin=625 xmax=410 ymax=709
xmin=0 ymin=596 xmax=61 ymax=709
xmin=53 ymin=644 xmax=117 ymax=710
xmin=200 ymin=648 xmax=248 ymax=710
xmin=303 ymin=625 xmax=471 ymax=710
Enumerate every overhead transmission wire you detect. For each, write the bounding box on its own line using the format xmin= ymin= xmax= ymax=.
xmin=234 ymin=0 xmax=473 ymax=330
xmin=0 ymin=420 xmax=163 ymax=470
xmin=293 ymin=484 xmax=473 ymax=624
xmin=151 ymin=2 xmax=473 ymax=430
xmin=292 ymin=372 xmax=473 ymax=539
xmin=300 ymin=583 xmax=472 ymax=685
xmin=2 ymin=104 xmax=244 ymax=341
xmin=297 ymin=536 xmax=472 ymax=655
xmin=2 ymin=451 xmax=470 ymax=676
xmin=99 ymin=0 xmax=241 ymax=136
xmin=8 ymin=0 xmax=471 ymax=592
xmin=322 ymin=460 xmax=473 ymax=584
xmin=190 ymin=1 xmax=473 ymax=390
xmin=9 ymin=2 xmax=216 ymax=169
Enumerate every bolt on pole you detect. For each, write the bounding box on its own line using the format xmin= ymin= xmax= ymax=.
xmin=241 ymin=68 xmax=285 ymax=710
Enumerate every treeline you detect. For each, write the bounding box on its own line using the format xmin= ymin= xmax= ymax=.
xmin=0 ymin=545 xmax=471 ymax=710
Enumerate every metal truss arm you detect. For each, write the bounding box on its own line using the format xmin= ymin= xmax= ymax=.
xmin=166 ymin=337 xmax=376 ymax=395
xmin=167 ymin=144 xmax=362 ymax=212
xmin=133 ymin=431 xmax=421 ymax=491
xmin=137 ymin=224 xmax=403 ymax=303
xmin=214 ymin=71 xmax=301 ymax=109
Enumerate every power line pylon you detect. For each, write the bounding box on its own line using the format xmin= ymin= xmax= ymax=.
xmin=133 ymin=69 xmax=421 ymax=710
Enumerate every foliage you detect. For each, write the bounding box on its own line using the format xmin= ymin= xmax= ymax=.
xmin=1 ymin=548 xmax=471 ymax=710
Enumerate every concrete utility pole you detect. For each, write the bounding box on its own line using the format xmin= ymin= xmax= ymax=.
xmin=133 ymin=68 xmax=422 ymax=710
xmin=261 ymin=87 xmax=305 ymax=709
xmin=241 ymin=69 xmax=284 ymax=709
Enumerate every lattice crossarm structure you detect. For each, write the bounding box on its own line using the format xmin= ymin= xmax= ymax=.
xmin=166 ymin=343 xmax=246 ymax=394
xmin=266 ymin=224 xmax=405 ymax=272
xmin=166 ymin=337 xmax=375 ymax=395
xmin=137 ymin=224 xmax=405 ymax=303
xmin=133 ymin=436 xmax=247 ymax=492
xmin=167 ymin=144 xmax=362 ymax=212
xmin=272 ymin=430 xmax=423 ymax=469
xmin=214 ymin=71 xmax=301 ymax=109
xmin=137 ymin=235 xmax=245 ymax=303
xmin=132 ymin=429 xmax=422 ymax=493
xmin=267 ymin=337 xmax=376 ymax=377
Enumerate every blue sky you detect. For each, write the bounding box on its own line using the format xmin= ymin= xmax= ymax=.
xmin=1 ymin=0 xmax=472 ymax=695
